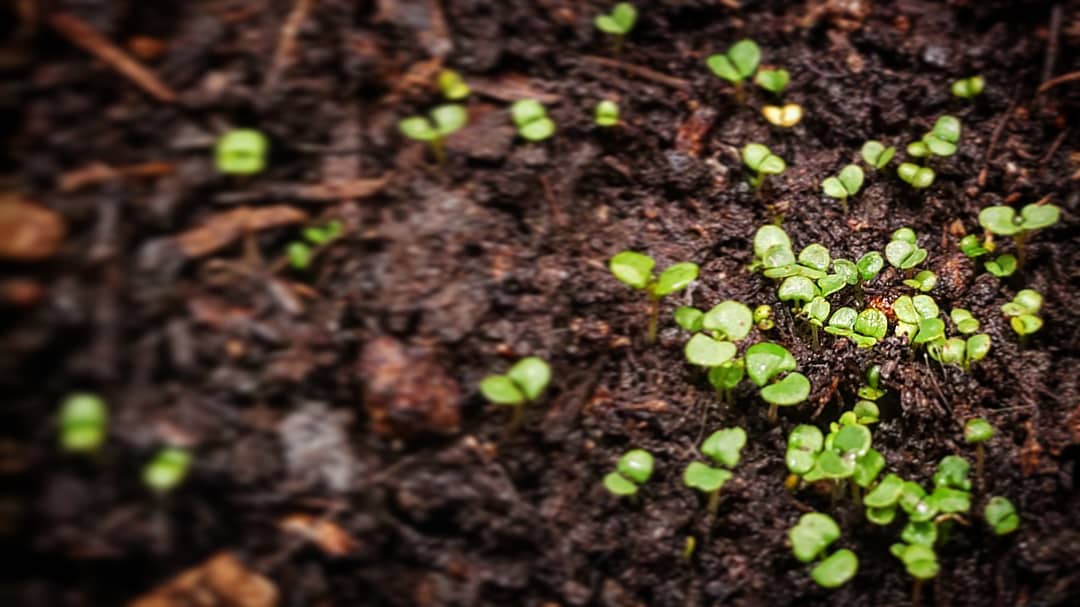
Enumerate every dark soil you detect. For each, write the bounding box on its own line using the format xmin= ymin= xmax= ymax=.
xmin=3 ymin=0 xmax=1079 ymax=605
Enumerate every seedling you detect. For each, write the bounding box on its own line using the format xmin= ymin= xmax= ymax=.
xmin=767 ymin=241 xmax=831 ymax=281
xmin=687 ymin=301 xmax=754 ymax=399
xmin=892 ymin=294 xmax=940 ymax=341
xmin=754 ymin=304 xmax=774 ymax=330
xmin=742 ymin=143 xmax=786 ymax=189
xmin=950 ymin=309 xmax=980 ymax=334
xmin=951 ymin=75 xmax=985 ymax=99
xmin=59 ymin=392 xmax=107 ymax=453
xmin=964 ymin=418 xmax=995 ymax=486
xmin=761 ymin=103 xmax=803 ymax=128
xmin=609 ymin=251 xmax=699 ymax=343
xmin=802 ymin=296 xmax=829 ymax=351
xmin=594 ymin=3 xmax=637 ymax=52
xmin=603 ymin=448 xmax=653 ymax=497
xmin=778 ymin=276 xmax=818 ymax=309
xmin=746 ymin=342 xmax=810 ymax=422
xmin=754 ymin=68 xmax=789 ymax=95
xmin=864 ymin=473 xmax=904 ymax=525
xmin=674 ymin=306 xmax=704 ymax=332
xmin=908 ymin=115 xmax=961 ymax=158
xmin=708 ymin=360 xmax=745 ymax=405
xmin=595 ymin=100 xmax=619 ymax=127
xmin=706 ymin=39 xmax=761 ymax=102
xmin=510 ymin=100 xmax=555 ymax=141
xmin=437 ymin=69 xmax=470 ymax=100
xmin=143 ymin=447 xmax=191 ymax=493
xmin=1000 ymin=289 xmax=1043 ymax=338
xmin=897 ymin=163 xmax=935 ymax=189
xmin=789 ymin=513 xmax=858 ymax=588
xmin=399 ymin=104 xmax=468 ymax=163
xmin=287 ymin=220 xmax=343 ymax=270
xmin=902 ymin=270 xmax=937 ymax=292
xmin=978 ymin=202 xmax=1061 ymax=265
xmin=684 ymin=427 xmax=746 ymax=517
xmin=785 ymin=424 xmax=824 ymax=477
xmin=480 ymin=357 xmax=552 ymax=431
xmin=885 ymin=228 xmax=928 ymax=270
xmin=861 ymin=140 xmax=895 ymax=169
xmin=958 ymin=234 xmax=990 ymax=259
xmin=824 ymin=307 xmax=888 ymax=348
xmin=858 ymin=364 xmax=884 ymax=401
xmin=984 ymin=496 xmax=1019 ymax=535
xmin=984 ymin=254 xmax=1016 ymax=277
xmin=821 ymin=164 xmax=864 ymax=213
xmin=215 ymin=129 xmax=269 ymax=176
xmin=891 ymin=542 xmax=939 ymax=605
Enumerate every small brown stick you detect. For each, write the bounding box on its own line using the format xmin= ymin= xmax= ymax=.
xmin=1040 ymin=4 xmax=1063 ymax=88
xmin=581 ymin=55 xmax=691 ymax=91
xmin=47 ymin=12 xmax=176 ymax=103
xmin=262 ymin=0 xmax=317 ymax=94
xmin=1037 ymin=70 xmax=1080 ymax=94
xmin=1039 ymin=128 xmax=1069 ymax=166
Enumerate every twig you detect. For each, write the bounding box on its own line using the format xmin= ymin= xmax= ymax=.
xmin=1040 ymin=4 xmax=1063 ymax=87
xmin=47 ymin=12 xmax=176 ymax=103
xmin=581 ymin=55 xmax=691 ymax=91
xmin=1039 ymin=128 xmax=1069 ymax=166
xmin=1037 ymin=70 xmax=1080 ymax=94
xmin=262 ymin=0 xmax=317 ymax=94
xmin=980 ymin=87 xmax=1021 ymax=186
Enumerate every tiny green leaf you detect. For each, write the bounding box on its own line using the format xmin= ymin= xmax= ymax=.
xmin=437 ymin=70 xmax=470 ymax=100
xmin=143 ymin=447 xmax=192 ymax=493
xmin=287 ymin=242 xmax=313 ymax=269
xmin=431 ymin=104 xmax=467 ymax=136
xmin=811 ymin=549 xmax=858 ymax=589
xmin=951 ymin=75 xmax=985 ymax=99
xmin=480 ymin=375 xmax=525 ymax=406
xmin=754 ymin=68 xmax=789 ymax=94
xmin=856 ymin=252 xmax=884 ymax=281
xmin=761 ymin=372 xmax=811 ymax=406
xmin=933 ymin=455 xmax=971 ymax=491
xmin=901 ymin=521 xmax=938 ymax=547
xmin=702 ymin=427 xmax=747 ymax=468
xmin=595 ymin=100 xmax=620 ymax=127
xmin=685 ymin=334 xmax=737 ymax=367
xmin=215 ymin=129 xmax=269 ymax=175
xmin=603 ymin=472 xmax=638 ymax=496
xmin=683 ymin=461 xmax=732 ymax=492
xmin=609 ymin=251 xmax=655 ymax=289
xmin=729 ymin=39 xmax=761 ymax=78
xmin=778 ymin=276 xmax=818 ymax=306
xmin=594 ymin=3 xmax=637 ymax=35
xmin=618 ymin=449 xmax=654 ymax=484
xmin=653 ymin=262 xmax=699 ymax=296
xmin=790 ymin=512 xmax=840 ymax=563
xmin=702 ymin=301 xmax=754 ymax=341
xmin=753 ymin=225 xmax=793 ymax=260
xmin=745 ymin=342 xmax=797 ymax=386
xmin=984 ymin=254 xmax=1017 ymax=277
xmin=964 ymin=418 xmax=995 ymax=444
xmin=865 ymin=474 xmax=904 ymax=508
xmin=674 ymin=306 xmax=704 ymax=332
xmin=59 ymin=393 xmax=108 ymax=453
xmin=507 ymin=357 xmax=552 ymax=401
xmin=984 ymin=496 xmax=1019 ymax=535
xmin=853 ymin=449 xmax=885 ymax=488
xmin=861 ymin=140 xmax=895 ymax=169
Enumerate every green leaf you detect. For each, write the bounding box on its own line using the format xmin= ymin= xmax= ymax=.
xmin=143 ymin=447 xmax=192 ymax=493
xmin=778 ymin=276 xmax=818 ymax=306
xmin=856 ymin=252 xmax=884 ymax=281
xmin=853 ymin=400 xmax=880 ymax=424
xmin=685 ymin=334 xmax=737 ymax=367
xmin=929 ymin=486 xmax=971 ymax=514
xmin=798 ymin=244 xmax=831 ymax=272
xmin=215 ymin=129 xmax=270 ymax=175
xmin=906 ymin=141 xmax=929 ymax=158
xmin=617 ymin=449 xmax=654 ymax=484
xmin=855 ymin=309 xmax=888 ymax=339
xmin=480 ymin=375 xmax=525 ymax=406
xmin=912 ymin=317 xmax=945 ymax=344
xmin=287 ymin=242 xmax=313 ymax=269
xmin=653 ymin=262 xmax=699 ymax=296
xmin=1020 ymin=203 xmax=1060 ymax=230
xmin=595 ymin=100 xmax=619 ymax=126
xmin=741 ymin=143 xmax=771 ymax=171
xmin=861 ymin=140 xmax=894 ymax=169
xmin=708 ymin=361 xmax=744 ymax=391
xmin=885 ymin=240 xmax=919 ymax=269
xmin=966 ymin=334 xmax=991 ymax=363
xmin=603 ymin=471 xmax=638 ymax=496
xmin=902 ymin=270 xmax=937 ymax=292
xmin=702 ymin=301 xmax=753 ymax=341
xmin=431 ymin=104 xmax=467 ymax=136
xmin=438 ymin=69 xmax=470 ymax=100
xmin=745 ymin=342 xmax=796 ymax=386
xmin=702 ymin=427 xmax=747 ymax=468
xmin=609 ymin=251 xmax=654 ymax=289
xmin=59 ymin=393 xmax=108 ymax=453
xmin=706 ymin=54 xmax=741 ymax=82
xmin=811 ymin=549 xmax=858 ymax=589
xmin=864 ymin=474 xmax=904 ymax=508
xmin=398 ymin=117 xmax=437 ymax=141
xmin=816 ymin=275 xmax=846 ymax=298
xmin=901 ymin=521 xmax=938 ymax=547
xmin=866 ymin=505 xmax=896 ymax=525
xmin=924 ymin=135 xmax=956 ymax=157
xmin=978 ymin=206 xmax=1020 ymax=236
xmin=790 ymin=512 xmax=840 ymax=563
xmin=838 ymin=165 xmax=864 ymax=195
xmin=897 ymin=163 xmax=935 ymax=188
xmin=831 ymin=259 xmax=858 ymax=285
xmin=1010 ymin=314 xmax=1043 ymax=336
xmin=950 ymin=309 xmax=980 ymax=334
xmin=933 ymin=455 xmax=971 ymax=490
xmin=786 ymin=447 xmax=817 ymax=476
xmin=788 ymin=424 xmax=825 ymax=453
xmin=683 ymin=461 xmax=732 ymax=492
xmin=951 ymin=76 xmax=985 ymax=98
xmin=511 ymin=99 xmax=547 ymax=126
xmin=984 ymin=254 xmax=1017 ymax=277
xmin=834 ymin=424 xmax=872 ymax=457
xmin=805 ymin=296 xmax=830 ymax=324
xmin=728 ymin=39 xmax=761 ymax=78
xmin=932 ymin=115 xmax=961 ymax=143
xmin=519 ymin=117 xmax=555 ymax=141
xmin=898 ymin=544 xmax=940 ymax=580
xmin=958 ymin=234 xmax=989 ymax=258
xmin=761 ymin=372 xmax=810 ymax=406
xmin=754 ymin=68 xmax=789 ymax=94
xmin=1011 ymin=289 xmax=1043 ymax=315
xmin=964 ymin=418 xmax=995 ymax=444
xmin=753 ymin=225 xmax=792 ymax=260
xmin=827 ymin=307 xmax=857 ymax=332
xmin=759 ymin=154 xmax=786 ymax=175
xmin=984 ymin=496 xmax=1019 ymax=535
xmin=853 ymin=449 xmax=885 ymax=488
xmin=912 ymin=295 xmax=939 ymax=319
xmin=674 ymin=306 xmax=704 ymax=332
xmin=507 ymin=357 xmax=551 ymax=401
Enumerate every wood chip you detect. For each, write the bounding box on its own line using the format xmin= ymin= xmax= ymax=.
xmin=290 ymin=176 xmax=390 ymax=201
xmin=176 ymin=205 xmax=308 ymax=258
xmin=58 ymin=161 xmax=174 ymax=192
xmin=279 ymin=514 xmax=358 ymax=556
xmin=129 ymin=552 xmax=278 ymax=607
xmin=0 ymin=196 xmax=65 ymax=260
xmin=467 ymin=74 xmax=562 ymax=104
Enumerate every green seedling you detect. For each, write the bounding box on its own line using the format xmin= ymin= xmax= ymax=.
xmin=892 ymin=294 xmax=940 ymax=341
xmin=742 ymin=143 xmax=786 ymax=189
xmin=754 ymin=68 xmax=789 ymax=95
xmin=1001 ymin=289 xmax=1043 ymax=338
xmin=984 ymin=496 xmax=1019 ymax=535
xmin=609 ymin=251 xmax=699 ymax=343
xmin=984 ymin=254 xmax=1017 ymax=277
xmin=751 ymin=224 xmax=793 ymax=274
xmin=59 ymin=392 xmax=107 ymax=453
xmin=950 ymin=309 xmax=980 ymax=334
xmin=706 ymin=39 xmax=761 ymax=103
xmin=964 ymin=418 xmax=995 ymax=486
xmin=754 ymin=304 xmax=774 ymax=331
xmin=786 ymin=424 xmax=824 ymax=478
xmin=958 ymin=234 xmax=991 ymax=259
xmin=770 ymin=242 xmax=831 ymax=281
xmin=746 ymin=342 xmax=810 ymax=423
xmin=853 ymin=400 xmax=880 ymax=425
xmin=978 ymin=202 xmax=1061 ymax=266
xmin=951 ymin=75 xmax=985 ymax=99
xmin=709 ymin=360 xmax=746 ymax=406
xmin=861 ymin=140 xmax=895 ymax=169
xmin=143 ymin=447 xmax=191 ymax=493
xmin=902 ymin=270 xmax=937 ymax=293
xmin=603 ymin=448 xmax=653 ymax=497
xmin=897 ymin=163 xmax=935 ymax=189
xmin=399 ymin=104 xmax=468 ymax=163
xmin=908 ymin=115 xmax=961 ymax=158
xmin=480 ymin=357 xmax=552 ymax=431
xmin=824 ymin=307 xmax=888 ymax=348
xmin=802 ymin=296 xmax=829 ymax=351
xmin=789 ymin=513 xmax=858 ymax=588
xmin=885 ymin=227 xmax=928 ymax=270
xmin=684 ymin=427 xmax=746 ymax=517
xmin=674 ymin=306 xmax=704 ymax=332
xmin=890 ymin=543 xmax=939 ymax=604
xmin=215 ymin=129 xmax=269 ymax=176
xmin=594 ymin=3 xmax=637 ymax=52
xmin=929 ymin=333 xmax=990 ymax=371
xmin=858 ymin=364 xmax=885 ymax=401
xmin=288 ymin=220 xmax=343 ymax=270
xmin=438 ymin=69 xmax=470 ymax=100
xmin=778 ymin=276 xmax=818 ymax=310
xmin=595 ymin=100 xmax=619 ymax=127
xmin=821 ymin=165 xmax=864 ymax=213
xmin=510 ymin=99 xmax=555 ymax=141
xmin=864 ymin=473 xmax=904 ymax=525
xmin=803 ymin=422 xmax=875 ymax=495
xmin=686 ymin=301 xmax=754 ymax=401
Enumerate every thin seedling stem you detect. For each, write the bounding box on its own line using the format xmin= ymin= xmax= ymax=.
xmin=767 ymin=403 xmax=778 ymax=424
xmin=912 ymin=579 xmax=923 ymax=607
xmin=646 ymin=297 xmax=660 ymax=344
xmin=976 ymin=443 xmax=985 ymax=489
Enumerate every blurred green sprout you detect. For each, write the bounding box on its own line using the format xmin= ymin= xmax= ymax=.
xmin=742 ymin=143 xmax=786 ymax=188
xmin=885 ymin=228 xmax=928 ymax=270
xmin=595 ymin=100 xmax=620 ymax=127
xmin=480 ymin=357 xmax=552 ymax=431
xmin=951 ymin=75 xmax=985 ymax=99
xmin=861 ymin=140 xmax=895 ymax=169
xmin=510 ymin=100 xmax=556 ymax=141
xmin=399 ymin=104 xmax=468 ymax=163
xmin=707 ymin=39 xmax=761 ymax=102
xmin=603 ymin=448 xmax=653 ymax=497
xmin=215 ymin=129 xmax=269 ymax=176
xmin=908 ymin=115 xmax=961 ymax=158
xmin=59 ymin=393 xmax=107 ymax=453
xmin=143 ymin=447 xmax=192 ymax=493
xmin=610 ymin=251 xmax=699 ymax=343
xmin=902 ymin=269 xmax=937 ymax=292
xmin=789 ymin=512 xmax=858 ymax=588
xmin=1001 ymin=289 xmax=1043 ymax=338
xmin=754 ymin=68 xmax=789 ymax=95
xmin=287 ymin=220 xmax=343 ymax=270
xmin=683 ymin=427 xmax=746 ymax=517
xmin=821 ymin=165 xmax=864 ymax=213
xmin=437 ymin=69 xmax=470 ymax=100
xmin=746 ymin=342 xmax=810 ymax=422
xmin=984 ymin=496 xmax=1019 ymax=535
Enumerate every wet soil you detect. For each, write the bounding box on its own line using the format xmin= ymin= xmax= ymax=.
xmin=2 ymin=0 xmax=1079 ymax=605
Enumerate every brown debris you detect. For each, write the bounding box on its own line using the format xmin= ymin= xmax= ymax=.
xmin=675 ymin=104 xmax=717 ymax=157
xmin=0 ymin=278 xmax=44 ymax=306
xmin=279 ymin=513 xmax=358 ymax=557
xmin=129 ymin=552 xmax=278 ymax=607
xmin=176 ymin=205 xmax=309 ymax=258
xmin=467 ymin=74 xmax=562 ymax=104
xmin=262 ymin=0 xmax=317 ymax=94
xmin=1020 ymin=420 xmax=1042 ymax=476
xmin=290 ymin=176 xmax=391 ymax=201
xmin=47 ymin=12 xmax=177 ymax=103
xmin=58 ymin=161 xmax=174 ymax=192
xmin=374 ymin=0 xmax=452 ymax=59
xmin=359 ymin=336 xmax=461 ymax=438
xmin=581 ymin=55 xmax=691 ymax=91
xmin=0 ymin=196 xmax=65 ymax=260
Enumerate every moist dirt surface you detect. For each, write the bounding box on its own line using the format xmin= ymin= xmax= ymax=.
xmin=3 ymin=1 xmax=1079 ymax=606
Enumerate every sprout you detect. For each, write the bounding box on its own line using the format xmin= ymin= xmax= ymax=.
xmin=891 ymin=542 xmax=939 ymax=607
xmin=892 ymin=294 xmax=940 ymax=340
xmin=746 ymin=342 xmax=810 ymax=422
xmin=861 ymin=140 xmax=896 ymax=169
xmin=603 ymin=448 xmax=654 ymax=497
xmin=965 ymin=418 xmax=995 ymax=485
xmin=984 ymin=496 xmax=1019 ymax=535
xmin=933 ymin=455 xmax=972 ymax=492
xmin=702 ymin=301 xmax=755 ymax=342
xmin=778 ymin=276 xmax=818 ymax=309
xmin=821 ymin=165 xmax=864 ymax=214
xmin=790 ymin=513 xmax=858 ymax=588
xmin=853 ymin=400 xmax=880 ymax=425
xmin=885 ymin=228 xmax=928 ymax=270
xmin=802 ymin=296 xmax=830 ymax=351
xmin=811 ymin=549 xmax=858 ymax=589
xmin=897 ymin=163 xmax=935 ymax=189
xmin=950 ymin=309 xmax=980 ymax=334
xmin=685 ymin=333 xmax=737 ymax=367
xmin=761 ymin=103 xmax=803 ymax=128
xmin=754 ymin=304 xmax=775 ymax=330
xmin=958 ymin=234 xmax=991 ymax=259
xmin=899 ymin=480 xmax=939 ymax=523
xmin=399 ymin=104 xmax=468 ymax=163
xmin=984 ymin=254 xmax=1017 ymax=277
xmin=609 ymin=251 xmax=699 ymax=343
xmin=684 ymin=427 xmax=746 ymax=517
xmin=674 ymin=306 xmax=704 ymax=332
xmin=595 ymin=100 xmax=620 ymax=127
xmin=824 ymin=307 xmax=888 ymax=348
xmin=902 ymin=269 xmax=937 ymax=292
xmin=741 ymin=143 xmax=786 ymax=188
xmin=59 ymin=392 xmax=107 ymax=453
xmin=951 ymin=75 xmax=985 ymax=99
xmin=754 ymin=68 xmax=789 ymax=94
xmin=510 ymin=100 xmax=555 ymax=141
xmin=708 ymin=360 xmax=745 ymax=405
xmin=215 ymin=129 xmax=269 ymax=176
xmin=786 ymin=424 xmax=824 ymax=476
xmin=480 ymin=357 xmax=552 ymax=431
xmin=864 ymin=473 xmax=904 ymax=524
xmin=288 ymin=220 xmax=343 ymax=270
xmin=901 ymin=520 xmax=938 ymax=547
xmin=767 ymin=241 xmax=831 ymax=281
xmin=594 ymin=3 xmax=637 ymax=40
xmin=143 ymin=447 xmax=192 ymax=493
xmin=858 ymin=364 xmax=884 ymax=400
xmin=928 ymin=334 xmax=991 ymax=371
xmin=1000 ymin=289 xmax=1043 ymax=338
xmin=438 ymin=69 xmax=470 ymax=100
xmin=706 ymin=39 xmax=761 ymax=102
xmin=908 ymin=115 xmax=961 ymax=158
xmin=978 ymin=202 xmax=1061 ymax=265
